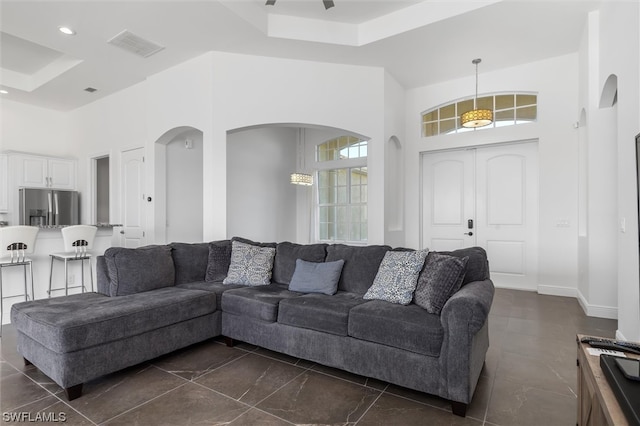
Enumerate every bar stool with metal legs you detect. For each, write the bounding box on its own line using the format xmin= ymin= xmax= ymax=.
xmin=0 ymin=226 xmax=39 ymax=336
xmin=48 ymin=225 xmax=98 ymax=297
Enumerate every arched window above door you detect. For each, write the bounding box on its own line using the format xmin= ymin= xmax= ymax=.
xmin=422 ymin=93 xmax=537 ymax=137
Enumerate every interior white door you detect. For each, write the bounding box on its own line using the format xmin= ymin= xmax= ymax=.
xmin=421 ymin=141 xmax=539 ymax=290
xmin=120 ymin=148 xmax=146 ymax=248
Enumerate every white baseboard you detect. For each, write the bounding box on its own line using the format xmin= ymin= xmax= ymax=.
xmin=576 ymin=289 xmax=618 ymax=319
xmin=537 ymin=285 xmax=577 ymax=298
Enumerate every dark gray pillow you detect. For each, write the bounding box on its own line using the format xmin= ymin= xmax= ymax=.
xmin=169 ymin=242 xmax=209 ymax=285
xmin=437 ymin=247 xmax=488 ymax=285
xmin=205 ymin=240 xmax=232 ymax=282
xmin=413 ymin=253 xmax=468 ymax=314
xmin=289 ymin=259 xmax=344 ymax=295
xmin=273 ymin=242 xmax=327 ymax=284
xmin=326 ymin=244 xmax=391 ymax=294
xmin=104 ymin=245 xmax=175 ymax=296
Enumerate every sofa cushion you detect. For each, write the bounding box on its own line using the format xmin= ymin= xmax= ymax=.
xmin=325 ymin=244 xmax=391 ymax=294
xmin=348 ymin=300 xmax=443 ymax=357
xmin=437 ymin=246 xmax=489 ymax=285
xmin=221 ymin=284 xmax=301 ymax=322
xmin=278 ymin=292 xmax=367 ymax=336
xmin=414 ymin=253 xmax=468 ymax=315
xmin=223 ymin=241 xmax=276 ymax=286
xmin=205 ymin=240 xmax=232 ymax=282
xmin=272 ymin=242 xmax=327 ymax=285
xmin=169 ymin=242 xmax=209 ymax=285
xmin=104 ymin=245 xmax=175 ymax=296
xmin=176 ymin=281 xmax=242 ymax=308
xmin=363 ymin=249 xmax=429 ymax=305
xmin=288 ymin=259 xmax=344 ymax=295
xmin=10 ymin=287 xmax=217 ymax=354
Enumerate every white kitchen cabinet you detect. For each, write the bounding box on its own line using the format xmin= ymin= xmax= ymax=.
xmin=15 ymin=154 xmax=76 ymax=190
xmin=0 ymin=154 xmax=8 ymax=212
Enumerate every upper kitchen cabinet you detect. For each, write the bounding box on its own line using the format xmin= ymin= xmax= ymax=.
xmin=0 ymin=154 xmax=8 ymax=212
xmin=14 ymin=154 xmax=76 ymax=190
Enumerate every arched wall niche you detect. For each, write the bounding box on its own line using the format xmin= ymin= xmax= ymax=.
xmin=600 ymin=74 xmax=618 ymax=108
xmin=226 ymin=122 xmax=370 ymax=244
xmin=154 ymin=125 xmax=204 ymax=244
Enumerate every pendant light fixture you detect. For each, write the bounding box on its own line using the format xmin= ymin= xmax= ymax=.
xmin=460 ymin=58 xmax=493 ymax=128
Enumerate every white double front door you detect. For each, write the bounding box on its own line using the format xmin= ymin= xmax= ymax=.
xmin=421 ymin=141 xmax=539 ymax=290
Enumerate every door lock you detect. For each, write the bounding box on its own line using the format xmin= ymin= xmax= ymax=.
xmin=467 ymin=219 xmax=474 ymax=229
xmin=464 ymin=232 xmax=473 ymax=236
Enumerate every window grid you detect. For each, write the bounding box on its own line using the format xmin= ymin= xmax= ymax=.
xmin=317 ymin=167 xmax=368 ymax=243
xmin=422 ymin=93 xmax=537 ymax=137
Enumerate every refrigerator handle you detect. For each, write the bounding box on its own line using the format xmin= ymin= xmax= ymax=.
xmin=47 ymin=192 xmax=53 ymax=225
xmin=54 ymin=192 xmax=59 ymax=225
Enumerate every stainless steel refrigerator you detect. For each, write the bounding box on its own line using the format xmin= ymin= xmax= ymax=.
xmin=19 ymin=188 xmax=79 ymax=226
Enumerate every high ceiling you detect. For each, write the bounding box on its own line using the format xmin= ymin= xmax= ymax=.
xmin=0 ymin=0 xmax=601 ymax=111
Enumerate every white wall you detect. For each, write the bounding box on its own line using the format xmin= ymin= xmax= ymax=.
xmin=227 ymin=126 xmax=298 ymax=242
xmin=165 ymin=129 xmax=203 ymax=243
xmin=405 ymin=54 xmax=580 ymax=297
xmin=206 ymin=52 xmax=386 ymax=244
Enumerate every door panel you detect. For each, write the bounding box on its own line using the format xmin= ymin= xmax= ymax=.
xmin=121 ymin=148 xmax=145 ymax=248
xmin=421 ymin=142 xmax=538 ymax=290
xmin=422 ymin=150 xmax=475 ymax=251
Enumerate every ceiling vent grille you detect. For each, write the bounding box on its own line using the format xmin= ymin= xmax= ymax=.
xmin=107 ymin=30 xmax=164 ymax=58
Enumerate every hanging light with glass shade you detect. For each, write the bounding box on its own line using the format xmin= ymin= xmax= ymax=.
xmin=460 ymin=58 xmax=493 ymax=128
xmin=290 ymin=173 xmax=313 ymax=186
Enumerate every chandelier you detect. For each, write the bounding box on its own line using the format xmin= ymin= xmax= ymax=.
xmin=461 ymin=58 xmax=493 ymax=128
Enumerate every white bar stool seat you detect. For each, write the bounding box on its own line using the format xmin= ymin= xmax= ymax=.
xmin=48 ymin=225 xmax=98 ymax=297
xmin=0 ymin=226 xmax=39 ymax=336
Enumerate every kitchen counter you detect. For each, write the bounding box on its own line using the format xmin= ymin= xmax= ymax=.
xmin=34 ymin=224 xmax=123 ymax=229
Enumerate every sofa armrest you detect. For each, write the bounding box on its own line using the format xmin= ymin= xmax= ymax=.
xmin=438 ymin=279 xmax=494 ymax=404
xmin=96 ymin=255 xmax=110 ymax=296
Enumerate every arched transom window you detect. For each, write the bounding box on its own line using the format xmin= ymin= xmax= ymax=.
xmin=422 ymin=93 xmax=537 ymax=137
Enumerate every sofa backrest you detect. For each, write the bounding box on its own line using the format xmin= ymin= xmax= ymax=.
xmin=169 ymin=242 xmax=210 ymax=285
xmin=103 ymin=245 xmax=175 ymax=296
xmin=325 ymin=244 xmax=392 ymax=294
xmin=272 ymin=242 xmax=327 ymax=285
xmin=436 ymin=246 xmax=490 ymax=285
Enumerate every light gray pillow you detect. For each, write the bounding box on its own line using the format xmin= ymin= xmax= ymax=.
xmin=223 ymin=240 xmax=276 ymax=286
xmin=413 ymin=253 xmax=468 ymax=314
xmin=288 ymin=259 xmax=345 ymax=295
xmin=363 ymin=249 xmax=429 ymax=305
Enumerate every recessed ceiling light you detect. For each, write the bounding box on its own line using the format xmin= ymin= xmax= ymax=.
xmin=0 ymin=90 xmax=8 ymax=94
xmin=58 ymin=26 xmax=76 ymax=36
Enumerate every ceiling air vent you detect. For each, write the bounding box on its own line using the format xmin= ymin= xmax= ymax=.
xmin=107 ymin=30 xmax=164 ymax=58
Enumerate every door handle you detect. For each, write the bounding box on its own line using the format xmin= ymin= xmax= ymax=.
xmin=464 ymin=232 xmax=473 ymax=236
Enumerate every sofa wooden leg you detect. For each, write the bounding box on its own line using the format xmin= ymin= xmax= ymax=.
xmin=224 ymin=336 xmax=234 ymax=347
xmin=451 ymin=401 xmax=467 ymax=417
xmin=65 ymin=384 xmax=83 ymax=401
xmin=23 ymin=357 xmax=32 ymax=366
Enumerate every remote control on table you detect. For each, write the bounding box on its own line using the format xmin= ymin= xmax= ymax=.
xmin=580 ymin=337 xmax=640 ymax=355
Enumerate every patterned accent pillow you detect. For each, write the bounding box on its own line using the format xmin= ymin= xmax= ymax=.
xmin=222 ymin=241 xmax=276 ymax=286
xmin=413 ymin=253 xmax=469 ymax=314
xmin=363 ymin=249 xmax=429 ymax=305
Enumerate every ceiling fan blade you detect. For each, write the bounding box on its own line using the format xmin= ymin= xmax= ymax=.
xmin=323 ymin=0 xmax=335 ymax=9
xmin=266 ymin=0 xmax=276 ymax=5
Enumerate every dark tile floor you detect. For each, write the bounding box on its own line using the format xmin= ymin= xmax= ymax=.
xmin=1 ymin=288 xmax=617 ymax=425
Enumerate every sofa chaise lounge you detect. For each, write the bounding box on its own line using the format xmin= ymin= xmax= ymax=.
xmin=10 ymin=237 xmax=494 ymax=417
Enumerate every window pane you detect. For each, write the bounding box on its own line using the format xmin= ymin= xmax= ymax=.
xmin=337 ymin=169 xmax=347 ymax=185
xmin=495 ymin=109 xmax=514 ymax=123
xmin=516 ymin=94 xmax=536 ymax=107
xmin=361 ymin=185 xmax=368 ymax=203
xmin=337 ymin=186 xmax=348 ymax=203
xmin=439 ymin=104 xmax=455 ymax=120
xmin=516 ymin=105 xmax=537 ymax=121
xmin=476 ymin=96 xmax=493 ymax=110
xmin=350 ymin=222 xmax=361 ymax=241
xmin=495 ymin=94 xmax=514 ymax=110
xmin=423 ymin=110 xmax=438 ymax=122
xmin=423 ymin=121 xmax=438 ymax=137
xmin=440 ymin=119 xmax=456 ymax=134
xmin=319 ymin=223 xmax=329 ymax=240
xmin=351 ymin=185 xmax=361 ymax=203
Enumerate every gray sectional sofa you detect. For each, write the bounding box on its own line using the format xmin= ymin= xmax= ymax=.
xmin=10 ymin=237 xmax=494 ymax=417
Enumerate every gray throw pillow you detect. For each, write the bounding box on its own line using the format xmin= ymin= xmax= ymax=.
xmin=363 ymin=249 xmax=429 ymax=305
xmin=222 ymin=241 xmax=276 ymax=286
xmin=414 ymin=253 xmax=469 ymax=314
xmin=205 ymin=240 xmax=232 ymax=282
xmin=288 ymin=259 xmax=345 ymax=295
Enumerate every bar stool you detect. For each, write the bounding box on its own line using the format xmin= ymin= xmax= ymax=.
xmin=48 ymin=225 xmax=98 ymax=297
xmin=0 ymin=226 xmax=39 ymax=336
